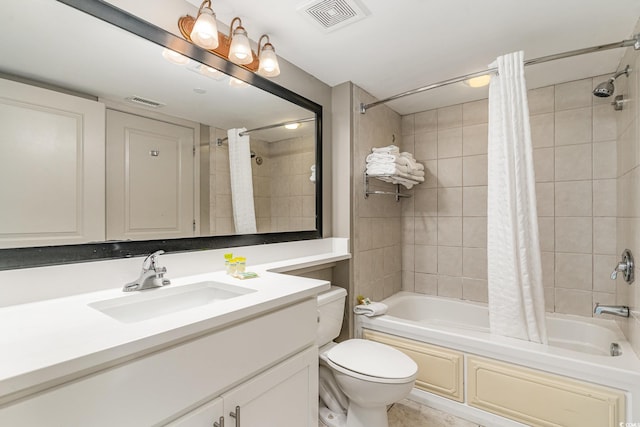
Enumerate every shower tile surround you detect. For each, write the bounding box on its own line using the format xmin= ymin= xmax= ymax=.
xmin=616 ymin=29 xmax=640 ymax=357
xmin=397 ymin=76 xmax=619 ymax=317
xmin=211 ymin=132 xmax=316 ymax=235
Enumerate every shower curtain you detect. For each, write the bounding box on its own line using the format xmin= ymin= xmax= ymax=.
xmin=227 ymin=128 xmax=257 ymax=234
xmin=487 ymin=51 xmax=547 ymax=344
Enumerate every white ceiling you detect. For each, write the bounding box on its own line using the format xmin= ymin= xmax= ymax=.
xmin=188 ymin=0 xmax=640 ymax=114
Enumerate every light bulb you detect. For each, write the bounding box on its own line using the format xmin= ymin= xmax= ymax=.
xmin=229 ymin=26 xmax=253 ymax=65
xmin=284 ymin=123 xmax=300 ymax=130
xmin=258 ymin=43 xmax=280 ymax=77
xmin=190 ymin=5 xmax=219 ymax=49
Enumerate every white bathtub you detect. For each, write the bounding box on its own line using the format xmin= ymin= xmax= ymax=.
xmin=356 ymin=292 xmax=640 ymax=423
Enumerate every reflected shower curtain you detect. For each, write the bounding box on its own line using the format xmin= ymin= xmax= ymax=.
xmin=227 ymin=128 xmax=257 ymax=234
xmin=487 ymin=51 xmax=547 ymax=344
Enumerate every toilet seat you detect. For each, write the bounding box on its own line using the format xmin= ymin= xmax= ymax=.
xmin=324 ymin=339 xmax=417 ymax=384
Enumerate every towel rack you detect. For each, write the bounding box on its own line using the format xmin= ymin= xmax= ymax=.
xmin=363 ymin=171 xmax=411 ymax=202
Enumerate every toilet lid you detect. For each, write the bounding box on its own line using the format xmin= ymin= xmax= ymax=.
xmin=326 ymin=339 xmax=417 ymax=380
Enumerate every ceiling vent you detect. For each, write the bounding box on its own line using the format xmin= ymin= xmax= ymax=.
xmin=125 ymin=96 xmax=165 ymax=108
xmin=297 ymin=0 xmax=370 ymax=33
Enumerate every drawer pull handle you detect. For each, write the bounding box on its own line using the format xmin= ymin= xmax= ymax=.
xmin=213 ymin=415 xmax=224 ymax=427
xmin=229 ymin=406 xmax=240 ymax=425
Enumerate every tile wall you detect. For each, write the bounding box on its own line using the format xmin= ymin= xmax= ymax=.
xmin=210 ymin=132 xmax=315 ymax=234
xmin=352 ymin=86 xmax=403 ymax=305
xmin=400 ymin=76 xmax=619 ymax=316
xmin=615 ymin=33 xmax=640 ymax=355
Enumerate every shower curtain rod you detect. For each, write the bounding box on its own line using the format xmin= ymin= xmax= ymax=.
xmin=359 ymin=34 xmax=640 ymax=114
xmin=216 ymin=117 xmax=316 ymax=146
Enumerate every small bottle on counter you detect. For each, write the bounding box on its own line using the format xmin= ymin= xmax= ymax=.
xmin=236 ymin=257 xmax=246 ymax=274
xmin=224 ymin=253 xmax=233 ymax=274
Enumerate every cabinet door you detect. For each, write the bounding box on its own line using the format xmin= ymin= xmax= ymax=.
xmin=222 ymin=346 xmax=318 ymax=427
xmin=165 ymin=397 xmax=223 ymax=427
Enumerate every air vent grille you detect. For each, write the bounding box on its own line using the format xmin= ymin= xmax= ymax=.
xmin=298 ymin=0 xmax=369 ymax=33
xmin=125 ymin=96 xmax=165 ymax=108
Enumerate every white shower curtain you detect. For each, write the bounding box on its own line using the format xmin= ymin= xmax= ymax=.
xmin=227 ymin=128 xmax=257 ymax=234
xmin=487 ymin=51 xmax=547 ymax=344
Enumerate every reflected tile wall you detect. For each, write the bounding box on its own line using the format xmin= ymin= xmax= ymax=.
xmin=210 ymin=133 xmax=315 ymax=235
xmin=400 ymin=77 xmax=618 ymax=316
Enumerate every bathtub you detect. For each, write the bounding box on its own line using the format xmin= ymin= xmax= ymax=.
xmin=356 ymin=292 xmax=640 ymax=425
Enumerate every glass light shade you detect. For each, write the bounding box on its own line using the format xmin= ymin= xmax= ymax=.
xmin=464 ymin=74 xmax=491 ymax=88
xmin=229 ymin=77 xmax=248 ymax=88
xmin=229 ymin=27 xmax=253 ymax=65
xmin=257 ymin=44 xmax=280 ymax=77
xmin=198 ymin=64 xmax=224 ymax=80
xmin=190 ymin=7 xmax=219 ymax=49
xmin=161 ymin=48 xmax=190 ymax=65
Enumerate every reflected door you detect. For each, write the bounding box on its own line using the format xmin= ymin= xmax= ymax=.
xmin=106 ymin=110 xmax=196 ymax=241
xmin=0 ymin=78 xmax=105 ymax=248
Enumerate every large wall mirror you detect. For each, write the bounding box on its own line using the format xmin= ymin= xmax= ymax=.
xmin=0 ymin=0 xmax=322 ymax=269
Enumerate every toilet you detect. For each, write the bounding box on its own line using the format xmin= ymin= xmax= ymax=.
xmin=317 ymin=286 xmax=418 ymax=427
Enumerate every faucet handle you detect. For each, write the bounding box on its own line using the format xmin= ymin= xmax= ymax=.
xmin=611 ymin=249 xmax=635 ymax=284
xmin=611 ymin=262 xmax=628 ymax=280
xmin=143 ymin=250 xmax=166 ymax=271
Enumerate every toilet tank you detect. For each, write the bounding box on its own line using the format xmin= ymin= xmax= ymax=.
xmin=316 ymin=286 xmax=347 ymax=346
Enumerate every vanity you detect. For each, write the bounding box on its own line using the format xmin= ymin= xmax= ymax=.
xmin=0 ymin=241 xmax=351 ymax=426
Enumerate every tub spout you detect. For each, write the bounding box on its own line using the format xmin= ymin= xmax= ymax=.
xmin=594 ymin=303 xmax=629 ymax=317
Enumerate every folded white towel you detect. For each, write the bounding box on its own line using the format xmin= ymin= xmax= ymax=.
xmin=368 ymin=169 xmax=425 ymax=182
xmin=366 ymin=153 xmax=397 ymax=163
xmin=372 ymin=145 xmax=400 ymax=154
xmin=353 ymin=302 xmax=388 ymax=317
xmin=366 ymin=163 xmax=410 ymax=175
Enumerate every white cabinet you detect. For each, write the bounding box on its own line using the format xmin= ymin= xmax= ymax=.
xmin=168 ymin=398 xmax=224 ymax=427
xmin=170 ymin=347 xmax=318 ymax=427
xmin=0 ymin=299 xmax=318 ymax=427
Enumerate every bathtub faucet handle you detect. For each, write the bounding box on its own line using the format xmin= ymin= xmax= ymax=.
xmin=611 ymin=249 xmax=635 ymax=284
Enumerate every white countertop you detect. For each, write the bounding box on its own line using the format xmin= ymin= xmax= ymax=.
xmin=0 ymin=244 xmax=350 ymax=404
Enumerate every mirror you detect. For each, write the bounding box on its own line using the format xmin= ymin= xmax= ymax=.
xmin=0 ymin=0 xmax=322 ymax=269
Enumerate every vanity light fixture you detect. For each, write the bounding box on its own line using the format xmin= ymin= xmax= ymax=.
xmin=464 ymin=74 xmax=491 ymax=88
xmin=190 ymin=0 xmax=219 ymax=49
xmin=228 ymin=18 xmax=253 ymax=65
xmin=178 ymin=13 xmax=281 ymax=78
xmin=257 ymin=35 xmax=281 ymax=77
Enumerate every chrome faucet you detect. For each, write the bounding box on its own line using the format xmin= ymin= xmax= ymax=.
xmin=123 ymin=250 xmax=171 ymax=292
xmin=594 ymin=303 xmax=630 ymax=318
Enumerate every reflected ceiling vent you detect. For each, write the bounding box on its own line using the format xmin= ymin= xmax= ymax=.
xmin=297 ymin=0 xmax=370 ymax=33
xmin=125 ymin=96 xmax=165 ymax=108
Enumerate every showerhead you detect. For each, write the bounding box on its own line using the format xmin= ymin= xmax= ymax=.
xmin=592 ymin=65 xmax=631 ymax=98
xmin=593 ymin=79 xmax=615 ymax=97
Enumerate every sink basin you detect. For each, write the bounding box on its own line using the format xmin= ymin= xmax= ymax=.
xmin=89 ymin=281 xmax=256 ymax=323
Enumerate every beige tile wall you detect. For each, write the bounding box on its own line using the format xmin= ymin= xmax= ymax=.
xmin=269 ymin=135 xmax=316 ymax=232
xmin=210 ymin=132 xmax=315 ymax=234
xmin=352 ymin=86 xmax=403 ymax=305
xmin=400 ymin=76 xmax=618 ymax=316
xmin=615 ymin=37 xmax=640 ymax=356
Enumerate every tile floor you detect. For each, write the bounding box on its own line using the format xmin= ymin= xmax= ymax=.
xmin=319 ymin=398 xmax=483 ymax=427
xmin=387 ymin=399 xmax=482 ymax=427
